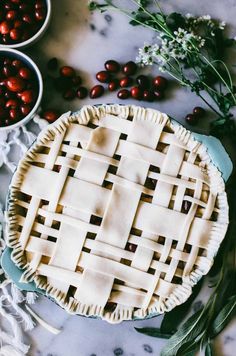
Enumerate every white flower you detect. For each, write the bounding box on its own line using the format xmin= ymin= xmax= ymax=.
xmin=219 ymin=21 xmax=226 ymax=30
xmin=201 ymin=15 xmax=211 ymax=20
xmin=186 ymin=13 xmax=194 ymax=19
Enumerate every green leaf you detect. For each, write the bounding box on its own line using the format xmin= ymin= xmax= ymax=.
xmin=135 ymin=327 xmax=172 ymax=339
xmin=160 ymin=308 xmax=206 ymax=356
xmin=210 ymin=295 xmax=236 ymax=338
xmin=205 ymin=341 xmax=213 ymax=356
xmin=160 ymin=279 xmax=203 ymax=334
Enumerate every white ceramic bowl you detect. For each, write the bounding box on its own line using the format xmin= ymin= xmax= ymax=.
xmin=0 ymin=48 xmax=43 ymax=132
xmin=0 ymin=0 xmax=51 ymax=49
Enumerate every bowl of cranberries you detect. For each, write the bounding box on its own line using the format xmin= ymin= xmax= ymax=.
xmin=0 ymin=0 xmax=51 ymax=48
xmin=0 ymin=48 xmax=43 ymax=130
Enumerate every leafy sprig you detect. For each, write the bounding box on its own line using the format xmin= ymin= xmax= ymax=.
xmin=89 ymin=0 xmax=236 ymax=139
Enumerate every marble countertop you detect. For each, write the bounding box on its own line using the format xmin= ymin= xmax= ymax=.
xmin=0 ymin=1 xmax=236 ymax=355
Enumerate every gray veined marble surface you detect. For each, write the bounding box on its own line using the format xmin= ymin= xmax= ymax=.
xmin=0 ymin=0 xmax=236 ymax=355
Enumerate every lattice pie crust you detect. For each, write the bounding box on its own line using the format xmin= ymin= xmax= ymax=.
xmin=7 ymin=104 xmax=228 ymax=323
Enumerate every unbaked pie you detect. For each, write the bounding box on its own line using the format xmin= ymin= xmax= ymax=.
xmin=7 ymin=104 xmax=229 ymax=323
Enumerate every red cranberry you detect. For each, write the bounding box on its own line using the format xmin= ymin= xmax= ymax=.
xmin=72 ymin=76 xmax=82 ymax=86
xmin=136 ymin=75 xmax=149 ymax=89
xmin=11 ymin=0 xmax=21 ymax=4
xmin=1 ymin=34 xmax=10 ymax=44
xmin=20 ymin=89 xmax=35 ymax=104
xmin=6 ymin=10 xmax=18 ymax=21
xmin=76 ymin=86 xmax=88 ymax=99
xmin=193 ymin=106 xmax=205 ymax=118
xmin=108 ymin=79 xmax=119 ymax=91
xmin=22 ymin=14 xmax=33 ymax=24
xmin=42 ymin=110 xmax=59 ymax=123
xmin=4 ymin=1 xmax=17 ymax=10
xmin=0 ymin=21 xmax=12 ymax=35
xmin=63 ymin=88 xmax=76 ymax=100
xmin=119 ymin=76 xmax=133 ymax=88
xmin=9 ymin=108 xmax=21 ymax=121
xmin=2 ymin=65 xmax=16 ymax=77
xmin=47 ymin=57 xmax=58 ymax=71
xmin=20 ymin=104 xmax=32 ymax=116
xmin=60 ymin=66 xmax=75 ymax=78
xmin=127 ymin=243 xmax=137 ymax=253
xmin=12 ymin=59 xmax=23 ymax=69
xmin=10 ymin=28 xmax=22 ymax=41
xmin=96 ymin=70 xmax=110 ymax=83
xmin=5 ymin=99 xmax=19 ymax=109
xmin=35 ymin=8 xmax=46 ymax=21
xmin=3 ymin=58 xmax=11 ymax=66
xmin=143 ymin=90 xmax=155 ymax=102
xmin=104 ymin=60 xmax=120 ymax=73
xmin=19 ymin=67 xmax=32 ymax=80
xmin=154 ymin=90 xmax=164 ymax=100
xmin=122 ymin=61 xmax=137 ymax=76
xmin=131 ymin=86 xmax=143 ymax=100
xmin=117 ymin=89 xmax=130 ymax=100
xmin=185 ymin=113 xmax=198 ymax=125
xmin=6 ymin=77 xmax=26 ymax=92
xmin=90 ymin=85 xmax=104 ymax=99
xmin=35 ymin=1 xmax=46 ymax=10
xmin=14 ymin=20 xmax=24 ymax=28
xmin=153 ymin=76 xmax=168 ymax=90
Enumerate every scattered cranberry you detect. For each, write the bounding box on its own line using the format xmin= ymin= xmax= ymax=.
xmin=117 ymin=89 xmax=130 ymax=100
xmin=153 ymin=76 xmax=168 ymax=90
xmin=60 ymin=66 xmax=75 ymax=78
xmin=122 ymin=61 xmax=137 ymax=76
xmin=154 ymin=90 xmax=164 ymax=100
xmin=6 ymin=76 xmax=26 ymax=92
xmin=131 ymin=86 xmax=143 ymax=100
xmin=77 ymin=86 xmax=88 ymax=99
xmin=47 ymin=57 xmax=58 ymax=71
xmin=104 ymin=59 xmax=120 ymax=73
xmin=20 ymin=89 xmax=35 ymax=104
xmin=143 ymin=90 xmax=154 ymax=102
xmin=119 ymin=76 xmax=133 ymax=88
xmin=90 ymin=85 xmax=104 ymax=98
xmin=96 ymin=70 xmax=111 ymax=83
xmin=185 ymin=113 xmax=198 ymax=125
xmin=63 ymin=88 xmax=76 ymax=100
xmin=193 ymin=106 xmax=205 ymax=118
xmin=42 ymin=110 xmax=59 ymax=123
xmin=108 ymin=79 xmax=119 ymax=91
xmin=136 ymin=75 xmax=149 ymax=89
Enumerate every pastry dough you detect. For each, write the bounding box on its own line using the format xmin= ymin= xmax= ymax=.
xmin=7 ymin=104 xmax=228 ymax=323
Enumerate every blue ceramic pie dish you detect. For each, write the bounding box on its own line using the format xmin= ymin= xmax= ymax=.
xmin=1 ymin=112 xmax=233 ymax=321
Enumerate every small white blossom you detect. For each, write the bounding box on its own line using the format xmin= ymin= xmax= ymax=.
xmin=186 ymin=13 xmax=194 ymax=19
xmin=219 ymin=21 xmax=226 ymax=30
xmin=201 ymin=15 xmax=211 ymax=20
